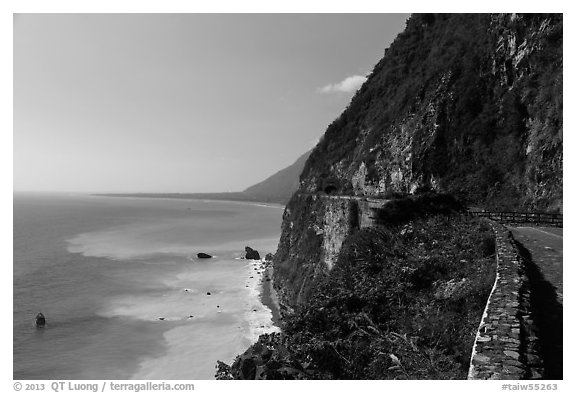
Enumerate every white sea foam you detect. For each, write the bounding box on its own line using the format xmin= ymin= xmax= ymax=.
xmin=243 ymin=259 xmax=281 ymax=342
xmin=66 ymin=224 xmax=279 ymax=262
xmin=95 ymin=258 xmax=279 ymax=379
xmin=15 ymin=194 xmax=283 ymax=379
xmin=62 ymin=199 xmax=282 ymax=379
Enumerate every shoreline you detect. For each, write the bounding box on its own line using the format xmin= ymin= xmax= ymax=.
xmin=259 ymin=262 xmax=282 ymax=329
xmin=92 ymin=193 xmax=286 ymax=210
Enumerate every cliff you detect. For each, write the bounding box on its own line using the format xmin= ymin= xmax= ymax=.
xmin=274 ymin=13 xmax=561 ymax=311
xmin=218 ymin=13 xmax=562 ymax=379
xmin=301 ymin=13 xmax=562 ymax=212
xmin=219 ymin=203 xmax=497 ymax=379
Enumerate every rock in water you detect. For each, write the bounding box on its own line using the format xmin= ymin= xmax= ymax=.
xmin=35 ymin=313 xmax=46 ymax=328
xmin=245 ymin=247 xmax=261 ymax=260
xmin=197 ymin=252 xmax=213 ymax=259
xmin=265 ymin=253 xmax=274 ymax=261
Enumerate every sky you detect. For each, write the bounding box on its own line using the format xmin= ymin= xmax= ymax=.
xmin=14 ymin=13 xmax=410 ymax=193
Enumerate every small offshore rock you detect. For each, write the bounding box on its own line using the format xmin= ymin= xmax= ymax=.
xmin=35 ymin=313 xmax=46 ymax=328
xmin=197 ymin=252 xmax=213 ymax=259
xmin=245 ymin=247 xmax=261 ymax=260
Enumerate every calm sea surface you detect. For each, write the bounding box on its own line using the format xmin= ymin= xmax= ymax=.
xmin=13 ymin=193 xmax=282 ymax=379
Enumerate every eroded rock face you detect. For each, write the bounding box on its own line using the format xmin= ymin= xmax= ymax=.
xmin=273 ymin=13 xmax=562 ymax=312
xmin=273 ymin=194 xmax=326 ymax=311
xmin=299 ymin=13 xmax=561 ymax=212
xmin=220 ymin=14 xmax=561 ymax=380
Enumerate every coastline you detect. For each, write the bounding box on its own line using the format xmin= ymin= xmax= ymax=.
xmin=92 ymin=193 xmax=286 ymax=210
xmin=259 ymin=261 xmax=282 ymax=329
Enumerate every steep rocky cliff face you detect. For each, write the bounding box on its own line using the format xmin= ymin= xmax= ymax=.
xmin=275 ymin=13 xmax=562 ymax=310
xmin=301 ymin=13 xmax=562 ymax=211
xmin=218 ymin=14 xmax=562 ymax=379
xmin=274 ymin=195 xmax=359 ymax=310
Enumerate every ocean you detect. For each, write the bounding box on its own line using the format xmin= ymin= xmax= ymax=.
xmin=13 ymin=193 xmax=283 ymax=380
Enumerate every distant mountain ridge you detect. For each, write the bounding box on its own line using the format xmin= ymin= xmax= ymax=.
xmin=97 ymin=150 xmax=311 ymax=205
xmin=242 ymin=150 xmax=311 ymax=203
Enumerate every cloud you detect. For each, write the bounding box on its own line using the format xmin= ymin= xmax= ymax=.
xmin=319 ymin=75 xmax=367 ymax=94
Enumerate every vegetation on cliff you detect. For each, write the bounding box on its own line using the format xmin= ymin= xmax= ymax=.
xmin=217 ymin=197 xmax=496 ymax=379
xmin=302 ymin=13 xmax=562 ymax=211
xmin=217 ymin=13 xmax=561 ymax=380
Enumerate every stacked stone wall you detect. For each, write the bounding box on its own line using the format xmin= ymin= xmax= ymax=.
xmin=468 ymin=221 xmax=543 ymax=379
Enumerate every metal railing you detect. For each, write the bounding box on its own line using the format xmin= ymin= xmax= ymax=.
xmin=467 ymin=211 xmax=562 ymax=227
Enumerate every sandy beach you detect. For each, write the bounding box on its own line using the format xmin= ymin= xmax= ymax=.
xmin=259 ymin=261 xmax=282 ymax=328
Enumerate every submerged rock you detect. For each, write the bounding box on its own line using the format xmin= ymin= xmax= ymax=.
xmin=197 ymin=253 xmax=213 ymax=259
xmin=245 ymin=247 xmax=261 ymax=260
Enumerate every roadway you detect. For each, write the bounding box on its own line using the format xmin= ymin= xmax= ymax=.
xmin=509 ymin=226 xmax=563 ymax=304
xmin=303 ymin=192 xmax=564 ymax=301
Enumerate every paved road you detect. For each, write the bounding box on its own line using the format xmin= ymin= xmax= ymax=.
xmin=509 ymin=226 xmax=563 ymax=304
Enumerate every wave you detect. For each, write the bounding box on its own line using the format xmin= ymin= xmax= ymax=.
xmin=63 ymin=200 xmax=281 ymax=378
xmin=67 ymin=229 xmax=279 ymax=261
xmin=118 ymin=259 xmax=279 ymax=379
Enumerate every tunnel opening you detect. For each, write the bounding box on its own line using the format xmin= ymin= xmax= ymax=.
xmin=324 ymin=185 xmax=338 ymax=194
xmin=319 ymin=176 xmax=340 ymax=195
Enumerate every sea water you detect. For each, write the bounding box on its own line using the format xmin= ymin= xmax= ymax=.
xmin=13 ymin=193 xmax=283 ymax=379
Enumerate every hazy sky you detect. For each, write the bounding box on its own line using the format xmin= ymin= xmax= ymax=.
xmin=14 ymin=13 xmax=410 ymax=193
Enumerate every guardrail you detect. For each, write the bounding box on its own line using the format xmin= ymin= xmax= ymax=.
xmin=309 ymin=192 xmax=563 ymax=227
xmin=467 ymin=211 xmax=562 ymax=227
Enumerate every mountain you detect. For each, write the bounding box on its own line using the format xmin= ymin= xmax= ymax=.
xmin=218 ymin=13 xmax=563 ymax=380
xmin=97 ymin=151 xmax=311 ymax=204
xmin=243 ymin=150 xmax=311 ymax=203
xmin=300 ymin=13 xmax=562 ymax=212
xmin=277 ymin=9 xmax=562 ymax=314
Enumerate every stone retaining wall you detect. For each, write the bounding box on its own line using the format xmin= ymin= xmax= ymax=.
xmin=468 ymin=221 xmax=543 ymax=380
